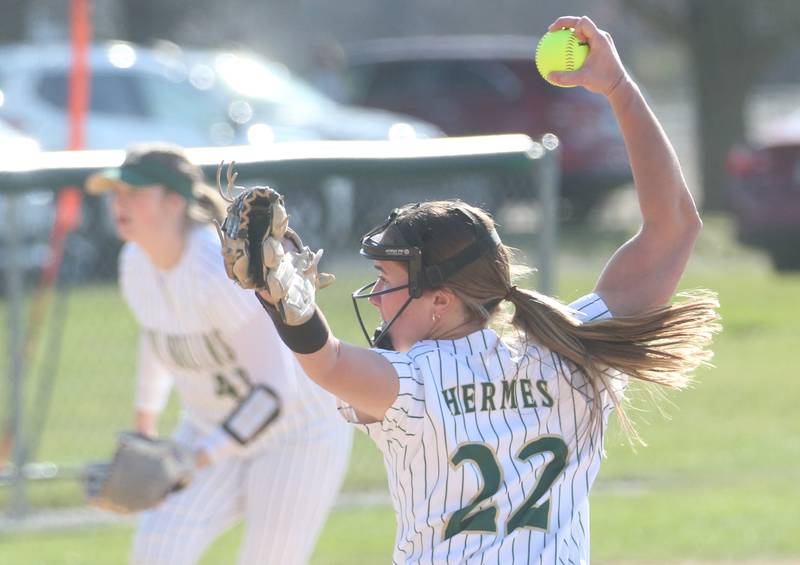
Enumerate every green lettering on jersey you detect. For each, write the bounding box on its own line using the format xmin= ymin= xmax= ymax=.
xmin=444 ymin=436 xmax=569 ymax=539
xmin=519 ymin=379 xmax=538 ymax=408
xmin=507 ymin=436 xmax=568 ymax=533
xmin=214 ymin=373 xmax=240 ymax=400
xmin=462 ymin=384 xmax=476 ymax=413
xmin=480 ymin=382 xmax=496 ymax=412
xmin=444 ymin=443 xmax=500 ymax=539
xmin=501 ymin=379 xmax=518 ymax=409
xmin=536 ymin=379 xmax=554 ymax=407
xmin=442 ymin=387 xmax=462 ymax=416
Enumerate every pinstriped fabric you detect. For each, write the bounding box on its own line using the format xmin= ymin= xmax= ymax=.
xmin=132 ymin=450 xmax=242 ymax=564
xmin=122 ymin=225 xmax=351 ymax=563
xmin=340 ymin=294 xmax=615 ymax=564
xmin=120 ymin=225 xmax=337 ymax=454
xmin=240 ymin=417 xmax=352 ymax=564
xmin=132 ymin=418 xmax=351 ymax=564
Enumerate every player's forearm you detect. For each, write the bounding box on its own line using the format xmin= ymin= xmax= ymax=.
xmin=134 ymin=410 xmax=159 ymax=437
xmin=608 ymin=77 xmax=701 ymax=232
xmin=255 ymin=293 xmax=399 ymax=421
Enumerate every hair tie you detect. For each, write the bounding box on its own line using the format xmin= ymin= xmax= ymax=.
xmin=504 ymin=285 xmax=518 ymax=301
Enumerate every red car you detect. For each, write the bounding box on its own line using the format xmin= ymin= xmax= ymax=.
xmin=727 ymin=116 xmax=800 ymax=271
xmin=334 ymin=36 xmax=632 ymax=219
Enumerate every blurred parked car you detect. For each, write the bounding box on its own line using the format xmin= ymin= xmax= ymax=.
xmin=332 ymin=36 xmax=633 ymax=219
xmin=179 ymin=49 xmax=445 ymax=143
xmin=727 ymin=112 xmax=800 ymax=271
xmin=0 ymin=42 xmax=243 ymax=150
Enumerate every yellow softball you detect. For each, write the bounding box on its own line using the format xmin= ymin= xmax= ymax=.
xmin=535 ymin=28 xmax=589 ymax=87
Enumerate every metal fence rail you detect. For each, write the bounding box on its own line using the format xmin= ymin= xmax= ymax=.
xmin=1 ymin=135 xmax=559 ymax=518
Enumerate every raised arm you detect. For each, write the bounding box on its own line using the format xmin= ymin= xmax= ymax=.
xmin=547 ymin=16 xmax=702 ymax=316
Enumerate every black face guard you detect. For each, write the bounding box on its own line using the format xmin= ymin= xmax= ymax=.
xmin=351 ymin=281 xmax=413 ymax=349
xmin=352 ymin=207 xmax=502 ymax=350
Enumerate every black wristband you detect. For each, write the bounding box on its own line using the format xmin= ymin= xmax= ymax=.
xmin=255 ymin=293 xmax=331 ymax=354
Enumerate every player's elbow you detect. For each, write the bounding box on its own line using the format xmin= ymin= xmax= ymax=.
xmin=672 ymin=203 xmax=703 ymax=245
xmin=684 ymin=205 xmax=703 ymax=249
xmin=649 ymin=192 xmax=702 ymax=245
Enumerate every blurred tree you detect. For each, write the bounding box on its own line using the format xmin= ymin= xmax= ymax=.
xmin=622 ymin=0 xmax=800 ymax=211
xmin=0 ymin=0 xmax=28 ymax=43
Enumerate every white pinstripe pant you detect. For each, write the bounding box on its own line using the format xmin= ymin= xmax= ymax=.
xmin=131 ymin=419 xmax=352 ymax=565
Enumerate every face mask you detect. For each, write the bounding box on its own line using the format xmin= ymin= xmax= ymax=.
xmin=351 ymin=280 xmax=412 ymax=350
xmin=352 ymin=206 xmax=503 ymax=350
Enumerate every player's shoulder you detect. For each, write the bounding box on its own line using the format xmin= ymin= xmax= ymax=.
xmin=119 ymin=241 xmax=144 ymax=267
xmin=368 ymin=348 xmax=427 ymax=385
xmin=569 ymin=292 xmax=612 ymax=322
xmin=183 ymin=226 xmax=229 ymax=279
xmin=372 ymin=348 xmax=415 ymax=368
xmin=184 ymin=226 xmax=265 ymax=319
xmin=118 ymin=241 xmax=150 ymax=282
xmin=403 ymin=330 xmax=476 ymax=375
xmin=405 ymin=339 xmax=448 ymax=365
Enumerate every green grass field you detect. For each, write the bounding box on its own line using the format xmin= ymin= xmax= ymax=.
xmin=1 ymin=216 xmax=799 ymax=563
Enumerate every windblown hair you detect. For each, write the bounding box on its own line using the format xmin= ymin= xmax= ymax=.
xmin=384 ymin=200 xmax=720 ymax=443
xmin=187 ymin=182 xmax=227 ymax=227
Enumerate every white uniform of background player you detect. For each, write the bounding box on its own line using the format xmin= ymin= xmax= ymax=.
xmin=340 ymin=294 xmax=620 ymax=564
xmin=123 ymin=225 xmax=351 ymax=565
xmin=85 ymin=143 xmax=352 ymax=565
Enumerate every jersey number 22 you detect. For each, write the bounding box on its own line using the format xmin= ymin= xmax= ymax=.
xmin=444 ymin=435 xmax=568 ymax=540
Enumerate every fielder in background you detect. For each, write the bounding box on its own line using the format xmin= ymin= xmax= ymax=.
xmin=85 ymin=144 xmax=352 ymax=565
xmin=219 ymin=15 xmax=720 ymax=563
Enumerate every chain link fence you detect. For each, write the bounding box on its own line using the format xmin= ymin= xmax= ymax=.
xmin=0 ymin=135 xmax=559 ymax=518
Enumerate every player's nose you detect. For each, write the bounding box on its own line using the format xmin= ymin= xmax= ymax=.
xmin=368 ymin=281 xmax=383 ymax=307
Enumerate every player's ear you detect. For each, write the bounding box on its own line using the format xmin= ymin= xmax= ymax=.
xmin=164 ymin=189 xmax=188 ymax=213
xmin=432 ymin=287 xmax=457 ymax=313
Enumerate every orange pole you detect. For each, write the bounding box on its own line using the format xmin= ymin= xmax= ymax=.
xmin=42 ymin=0 xmax=92 ymax=285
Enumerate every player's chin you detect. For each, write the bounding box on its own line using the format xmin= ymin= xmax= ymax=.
xmin=113 ymin=219 xmax=134 ymax=241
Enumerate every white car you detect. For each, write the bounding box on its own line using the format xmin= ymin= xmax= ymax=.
xmin=0 ymin=42 xmax=443 ymax=150
xmin=178 ymin=49 xmax=445 ymax=144
xmin=0 ymin=42 xmax=241 ymax=151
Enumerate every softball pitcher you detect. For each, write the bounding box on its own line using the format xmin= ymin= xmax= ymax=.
xmin=86 ymin=144 xmax=352 ymax=565
xmin=219 ymin=15 xmax=720 ymax=563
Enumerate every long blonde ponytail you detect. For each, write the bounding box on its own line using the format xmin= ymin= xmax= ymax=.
xmin=508 ymin=287 xmax=720 ymax=443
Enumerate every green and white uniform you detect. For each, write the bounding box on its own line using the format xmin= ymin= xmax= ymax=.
xmin=121 ymin=225 xmax=352 ymax=565
xmin=340 ymin=294 xmax=623 ymax=564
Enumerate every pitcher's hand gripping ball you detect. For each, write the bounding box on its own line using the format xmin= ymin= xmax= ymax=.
xmin=535 ymin=28 xmax=589 ymax=86
xmin=216 ymin=162 xmax=335 ymax=325
xmin=82 ymin=432 xmax=195 ymax=514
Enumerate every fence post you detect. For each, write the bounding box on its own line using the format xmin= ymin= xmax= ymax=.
xmin=535 ymin=137 xmax=560 ymax=296
xmin=4 ymin=192 xmax=28 ymax=518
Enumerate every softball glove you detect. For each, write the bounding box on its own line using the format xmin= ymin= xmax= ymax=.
xmin=82 ymin=432 xmax=195 ymax=514
xmin=215 ymin=162 xmax=334 ymax=325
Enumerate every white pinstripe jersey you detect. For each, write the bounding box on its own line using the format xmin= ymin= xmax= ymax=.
xmin=120 ymin=226 xmax=336 ymax=462
xmin=341 ymin=294 xmax=624 ymax=564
